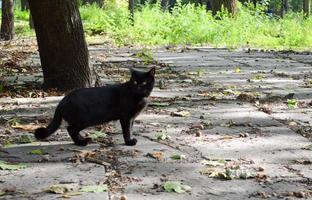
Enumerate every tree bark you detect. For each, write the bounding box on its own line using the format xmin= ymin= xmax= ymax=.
xmin=280 ymin=0 xmax=289 ymax=18
xmin=206 ymin=0 xmax=212 ymax=10
xmin=168 ymin=0 xmax=176 ymax=12
xmin=160 ymin=0 xmax=168 ymax=11
xmin=129 ymin=0 xmax=134 ymax=23
xmin=211 ymin=0 xmax=237 ymax=16
xmin=303 ymin=0 xmax=310 ymax=17
xmin=1 ymin=0 xmax=14 ymax=40
xmin=28 ymin=0 xmax=92 ymax=91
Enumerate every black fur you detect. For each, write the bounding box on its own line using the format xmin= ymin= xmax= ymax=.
xmin=35 ymin=67 xmax=155 ymax=146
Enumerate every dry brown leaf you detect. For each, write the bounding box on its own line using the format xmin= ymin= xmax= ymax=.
xmin=221 ymin=135 xmax=234 ymax=140
xmin=146 ymin=151 xmax=164 ymax=160
xmin=170 ymin=111 xmax=191 ymax=117
xmin=11 ymin=123 xmax=40 ymax=131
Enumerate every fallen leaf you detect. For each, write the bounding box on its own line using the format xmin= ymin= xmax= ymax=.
xmin=0 ymin=161 xmax=28 ymax=170
xmin=253 ymin=74 xmax=266 ymax=80
xmin=223 ymin=89 xmax=241 ymax=96
xmin=156 ymin=133 xmax=171 ymax=140
xmin=146 ymin=152 xmax=164 ymax=160
xmin=163 ymin=181 xmax=191 ymax=193
xmin=171 ymin=154 xmax=186 ymax=160
xmin=11 ymin=123 xmax=40 ymax=131
xmin=170 ymin=111 xmax=191 ymax=117
xmin=234 ymin=67 xmax=241 ymax=73
xmin=29 ymin=149 xmax=43 ymax=155
xmin=89 ymin=131 xmax=106 ymax=140
xmin=288 ymin=121 xmax=297 ymax=126
xmin=221 ymin=135 xmax=234 ymax=140
xmin=287 ymin=99 xmax=297 ymax=109
xmin=237 ymin=93 xmax=258 ymax=102
xmin=190 ymin=123 xmax=204 ymax=130
xmin=258 ymin=104 xmax=272 ymax=114
xmin=224 ymin=120 xmax=236 ymax=127
xmin=79 ymin=185 xmax=108 ymax=193
xmin=149 ymin=102 xmax=170 ymax=107
xmin=305 ymin=144 xmax=312 ymax=150
xmin=47 ymin=184 xmax=78 ymax=194
xmin=200 ymin=160 xmax=225 ymax=167
xmin=239 ymin=133 xmax=249 ymax=138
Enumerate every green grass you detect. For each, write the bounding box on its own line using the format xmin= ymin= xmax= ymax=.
xmin=3 ymin=4 xmax=312 ymax=50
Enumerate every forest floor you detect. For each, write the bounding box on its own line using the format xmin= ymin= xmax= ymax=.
xmin=0 ymin=39 xmax=312 ymax=200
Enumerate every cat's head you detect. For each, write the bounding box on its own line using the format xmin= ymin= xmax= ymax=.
xmin=129 ymin=67 xmax=155 ymax=97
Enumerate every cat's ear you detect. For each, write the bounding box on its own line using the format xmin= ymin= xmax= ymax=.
xmin=148 ymin=67 xmax=156 ymax=76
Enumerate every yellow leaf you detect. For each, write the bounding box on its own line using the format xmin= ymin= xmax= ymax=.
xmin=11 ymin=123 xmax=40 ymax=131
xmin=234 ymin=67 xmax=241 ymax=73
xmin=170 ymin=111 xmax=191 ymax=117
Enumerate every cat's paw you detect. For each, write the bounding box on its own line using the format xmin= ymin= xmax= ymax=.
xmin=75 ymin=137 xmax=92 ymax=146
xmin=125 ymin=138 xmax=137 ymax=146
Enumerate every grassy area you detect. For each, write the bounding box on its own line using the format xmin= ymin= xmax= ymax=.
xmin=6 ymin=3 xmax=312 ymax=50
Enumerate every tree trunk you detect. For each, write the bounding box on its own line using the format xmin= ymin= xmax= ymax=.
xmin=21 ymin=0 xmax=29 ymax=11
xmin=303 ymin=0 xmax=310 ymax=17
xmin=168 ymin=0 xmax=175 ymax=12
xmin=206 ymin=0 xmax=212 ymax=10
xmin=28 ymin=0 xmax=92 ymax=91
xmin=211 ymin=0 xmax=237 ymax=16
xmin=280 ymin=0 xmax=289 ymax=17
xmin=160 ymin=0 xmax=168 ymax=11
xmin=1 ymin=0 xmax=14 ymax=40
xmin=129 ymin=0 xmax=134 ymax=23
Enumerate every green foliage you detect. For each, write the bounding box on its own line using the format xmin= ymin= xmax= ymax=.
xmin=14 ymin=10 xmax=29 ymax=21
xmin=9 ymin=3 xmax=312 ymax=50
xmin=29 ymin=149 xmax=43 ymax=155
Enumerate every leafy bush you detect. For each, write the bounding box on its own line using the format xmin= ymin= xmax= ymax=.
xmin=6 ymin=3 xmax=312 ymax=50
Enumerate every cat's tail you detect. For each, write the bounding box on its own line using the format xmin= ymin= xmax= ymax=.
xmin=34 ymin=106 xmax=62 ymax=140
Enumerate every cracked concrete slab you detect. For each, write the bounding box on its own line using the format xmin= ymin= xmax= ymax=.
xmin=1 ymin=47 xmax=312 ymax=199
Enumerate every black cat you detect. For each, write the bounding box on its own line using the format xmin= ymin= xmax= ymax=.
xmin=34 ymin=67 xmax=155 ymax=146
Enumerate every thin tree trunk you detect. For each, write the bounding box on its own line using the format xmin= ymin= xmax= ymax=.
xmin=161 ymin=0 xmax=168 ymax=11
xmin=303 ymin=0 xmax=310 ymax=17
xmin=280 ymin=0 xmax=289 ymax=18
xmin=211 ymin=0 xmax=237 ymax=16
xmin=206 ymin=0 xmax=212 ymax=11
xmin=280 ymin=0 xmax=284 ymax=18
xmin=168 ymin=0 xmax=175 ymax=13
xmin=284 ymin=0 xmax=289 ymax=13
xmin=28 ymin=0 xmax=92 ymax=91
xmin=129 ymin=0 xmax=134 ymax=23
xmin=1 ymin=0 xmax=14 ymax=40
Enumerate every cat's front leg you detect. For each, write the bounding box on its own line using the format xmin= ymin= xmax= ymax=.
xmin=120 ymin=118 xmax=137 ymax=146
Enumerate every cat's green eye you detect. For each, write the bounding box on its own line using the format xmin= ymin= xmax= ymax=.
xmin=142 ymin=81 xmax=147 ymax=85
xmin=133 ymin=81 xmax=137 ymax=85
